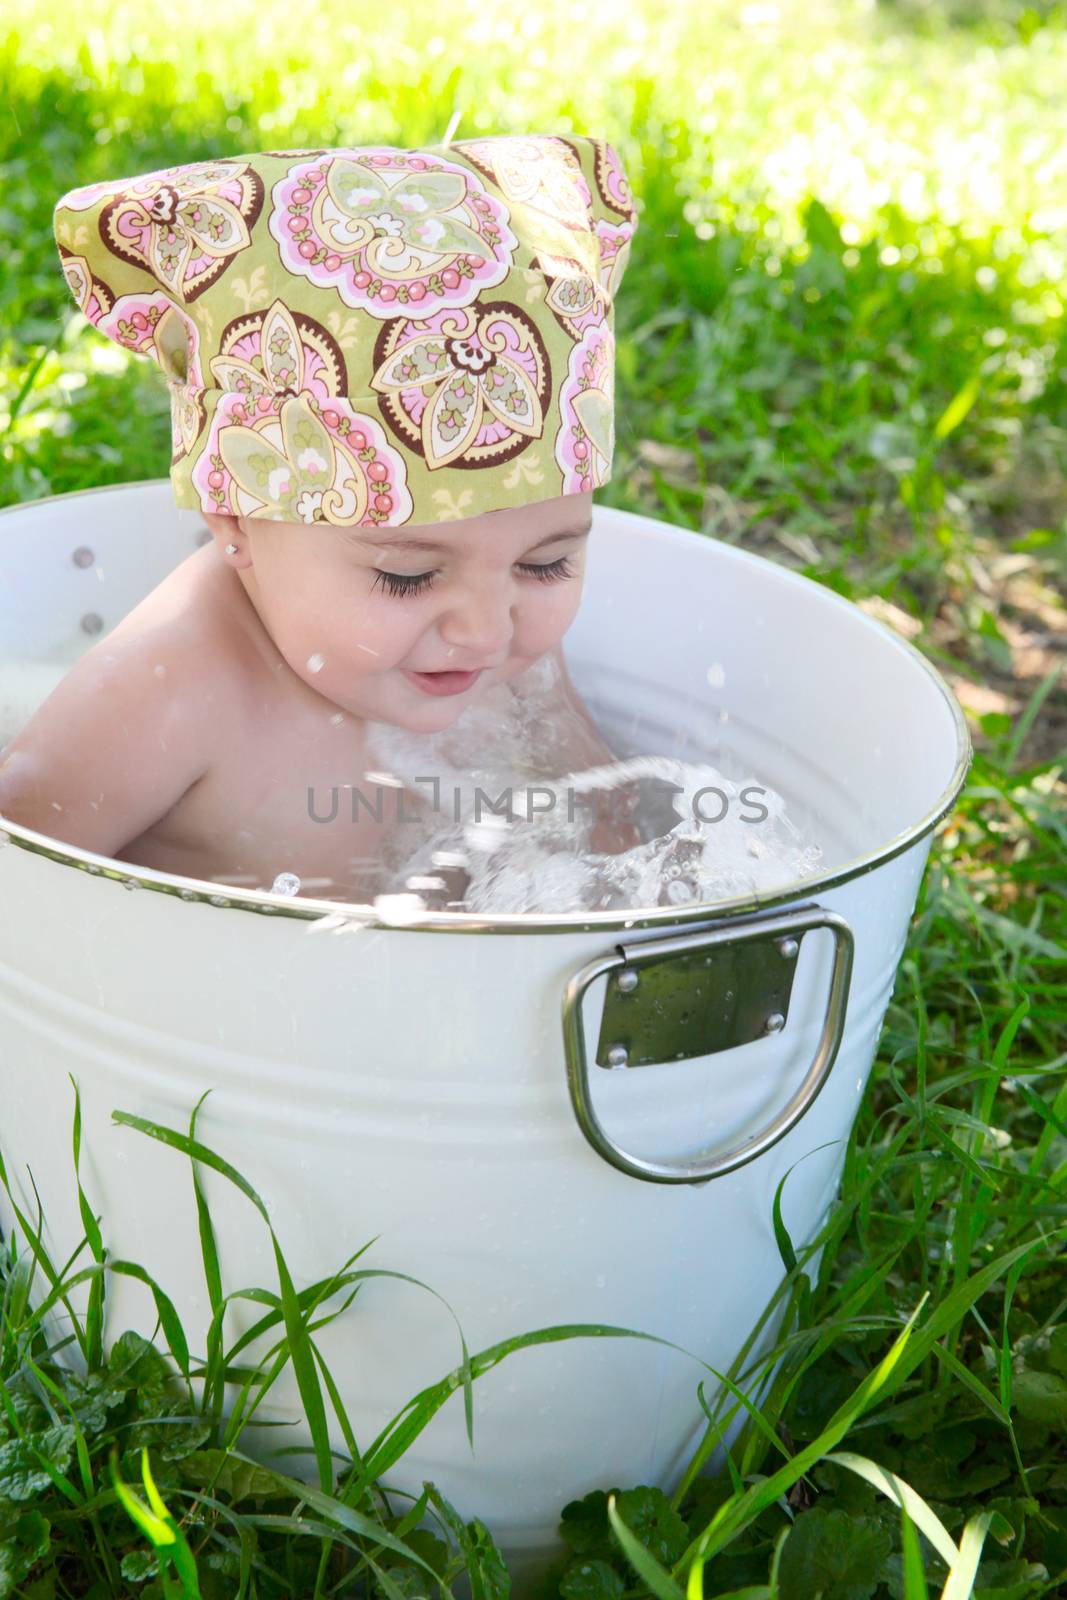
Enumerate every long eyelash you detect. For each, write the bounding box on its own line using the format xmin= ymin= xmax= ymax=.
xmin=372 ymin=555 xmax=576 ymax=599
xmin=372 ymin=570 xmax=434 ymax=598
xmin=519 ymin=555 xmax=575 ymax=584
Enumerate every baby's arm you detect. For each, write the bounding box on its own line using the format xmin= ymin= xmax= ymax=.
xmin=0 ymin=621 xmax=217 ymax=861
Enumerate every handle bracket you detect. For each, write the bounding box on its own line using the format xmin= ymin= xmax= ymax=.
xmin=561 ymin=904 xmax=854 ymax=1185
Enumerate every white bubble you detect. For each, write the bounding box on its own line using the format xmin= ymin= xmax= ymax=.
xmin=431 ymin=851 xmax=468 ymax=869
xmin=372 ymin=892 xmax=431 ymax=924
xmin=347 ymin=667 xmax=823 ymax=913
xmin=706 ymin=662 xmax=726 ymax=688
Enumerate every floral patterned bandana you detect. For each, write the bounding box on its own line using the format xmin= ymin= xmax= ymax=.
xmin=52 ymin=135 xmax=638 ymax=528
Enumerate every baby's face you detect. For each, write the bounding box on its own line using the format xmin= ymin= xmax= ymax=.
xmin=210 ymin=491 xmax=593 ymax=732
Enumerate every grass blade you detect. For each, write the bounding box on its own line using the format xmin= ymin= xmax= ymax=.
xmin=69 ymin=1076 xmax=105 ymax=1370
xmin=111 ymin=1111 xmax=269 ymax=1225
xmin=941 ymin=1511 xmax=1001 ymax=1600
xmin=823 ymin=1450 xmax=957 ymax=1566
xmin=900 ymin=1507 xmax=929 ymax=1600
xmin=606 ymin=1491 xmax=686 ymax=1600
xmin=107 ymin=1258 xmax=191 ymax=1382
xmin=268 ymin=1229 xmax=333 ymax=1493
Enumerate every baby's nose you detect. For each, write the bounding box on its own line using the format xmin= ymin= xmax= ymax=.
xmin=441 ymin=585 xmax=515 ymax=661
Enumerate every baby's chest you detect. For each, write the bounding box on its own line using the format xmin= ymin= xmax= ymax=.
xmin=144 ymin=714 xmax=431 ymax=898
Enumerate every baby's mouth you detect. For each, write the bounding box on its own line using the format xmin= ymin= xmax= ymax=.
xmin=401 ymin=667 xmax=485 ymax=698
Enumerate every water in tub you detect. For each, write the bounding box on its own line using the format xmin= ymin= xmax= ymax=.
xmin=356 ymin=652 xmax=822 ymax=915
xmin=0 ymin=640 xmax=821 ymax=915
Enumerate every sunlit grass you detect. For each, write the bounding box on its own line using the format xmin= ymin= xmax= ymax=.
xmin=5 ymin=0 xmax=1067 ymax=272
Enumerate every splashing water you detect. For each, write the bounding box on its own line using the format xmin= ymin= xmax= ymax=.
xmin=363 ymin=659 xmax=822 ymax=915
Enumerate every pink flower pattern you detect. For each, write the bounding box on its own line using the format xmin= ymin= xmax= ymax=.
xmin=92 ymin=159 xmax=263 ymax=303
xmin=555 ymin=318 xmax=615 ymax=493
xmin=370 ymin=302 xmax=550 ymax=471
xmin=52 ymin=136 xmax=638 ymax=524
xmin=190 ymin=297 xmax=411 ymax=526
xmin=268 ymin=148 xmax=518 ymax=318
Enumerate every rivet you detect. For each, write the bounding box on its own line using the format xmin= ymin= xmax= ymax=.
xmin=616 ymin=968 xmax=639 ymax=993
xmin=778 ymin=937 xmax=799 ymax=959
xmin=81 ymin=612 xmax=104 ymax=635
xmin=764 ymin=1012 xmax=786 ymax=1035
xmin=72 ymin=546 xmax=94 ymax=568
xmin=605 ymin=1044 xmax=629 ymax=1068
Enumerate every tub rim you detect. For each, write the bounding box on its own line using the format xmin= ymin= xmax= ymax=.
xmin=0 ymin=481 xmax=973 ymax=935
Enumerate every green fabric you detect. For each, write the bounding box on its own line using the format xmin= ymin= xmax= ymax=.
xmin=52 ymin=135 xmax=637 ymax=527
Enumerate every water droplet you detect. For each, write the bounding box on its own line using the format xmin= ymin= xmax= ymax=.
xmin=122 ymin=877 xmax=140 ymax=891
xmin=307 ymin=653 xmax=325 ymax=673
xmin=272 ymin=872 xmax=302 ymax=896
xmin=154 ymin=663 xmax=166 ymax=678
xmin=706 ymin=662 xmax=726 ymax=689
xmin=72 ymin=546 xmax=94 ymax=568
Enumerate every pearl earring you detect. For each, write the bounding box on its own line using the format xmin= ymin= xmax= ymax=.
xmin=225 ymin=542 xmax=238 ymax=555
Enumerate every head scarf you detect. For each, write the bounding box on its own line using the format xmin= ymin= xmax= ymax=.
xmin=52 ymin=135 xmax=638 ymax=528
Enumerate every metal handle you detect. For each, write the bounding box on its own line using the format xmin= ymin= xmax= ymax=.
xmin=560 ymin=904 xmax=854 ymax=1185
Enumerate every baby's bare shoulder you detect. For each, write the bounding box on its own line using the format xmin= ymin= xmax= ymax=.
xmin=0 ymin=554 xmax=247 ymax=858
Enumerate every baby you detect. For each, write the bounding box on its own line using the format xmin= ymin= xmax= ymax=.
xmin=0 ymin=135 xmax=641 ymax=904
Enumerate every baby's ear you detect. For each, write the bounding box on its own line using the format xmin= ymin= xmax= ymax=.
xmin=200 ymin=511 xmax=239 ymax=540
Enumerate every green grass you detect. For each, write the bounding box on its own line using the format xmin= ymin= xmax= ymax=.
xmin=1 ymin=2 xmax=1066 ymax=1596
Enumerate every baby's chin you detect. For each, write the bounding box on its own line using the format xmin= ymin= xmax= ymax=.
xmin=311 ymin=656 xmax=536 ymax=730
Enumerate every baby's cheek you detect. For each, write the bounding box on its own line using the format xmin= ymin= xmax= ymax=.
xmin=525 ymin=587 xmax=583 ymax=651
xmin=318 ymin=595 xmax=393 ymax=654
xmin=355 ymin=615 xmax=427 ymax=675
